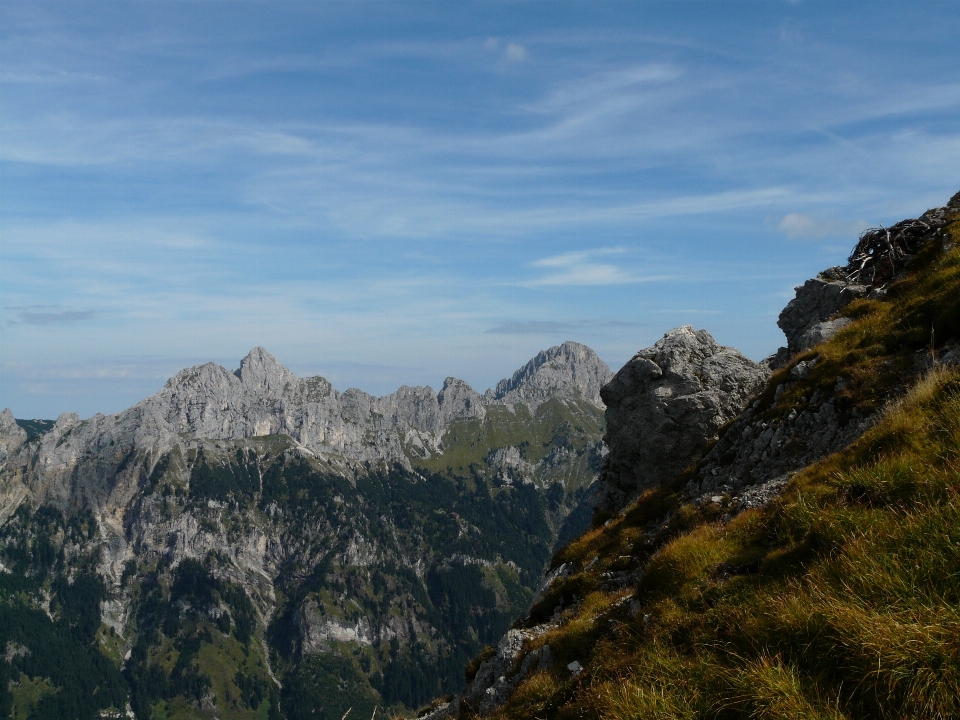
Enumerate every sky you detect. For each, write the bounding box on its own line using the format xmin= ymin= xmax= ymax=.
xmin=1 ymin=1 xmax=958 ymax=420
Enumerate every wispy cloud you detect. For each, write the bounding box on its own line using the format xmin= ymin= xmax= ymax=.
xmin=487 ymin=320 xmax=580 ymax=334
xmin=504 ymin=43 xmax=528 ymax=62
xmin=524 ymin=63 xmax=682 ymax=116
xmin=523 ymin=249 xmax=673 ymax=287
xmin=778 ymin=213 xmax=867 ymax=240
xmin=0 ymin=70 xmax=105 ymax=84
xmin=7 ymin=308 xmax=96 ymax=325
xmin=486 ymin=319 xmax=643 ymax=335
xmin=484 ymin=37 xmax=528 ymax=63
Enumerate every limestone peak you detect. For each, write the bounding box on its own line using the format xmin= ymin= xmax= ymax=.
xmin=488 ymin=340 xmax=612 ymax=409
xmin=235 ymin=346 xmax=296 ymax=396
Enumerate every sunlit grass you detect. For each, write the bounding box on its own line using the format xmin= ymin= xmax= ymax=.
xmin=474 ymin=226 xmax=960 ymax=719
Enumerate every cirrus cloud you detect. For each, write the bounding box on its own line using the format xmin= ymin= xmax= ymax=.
xmin=524 ymin=249 xmax=673 ymax=287
xmin=7 ymin=307 xmax=96 ymax=325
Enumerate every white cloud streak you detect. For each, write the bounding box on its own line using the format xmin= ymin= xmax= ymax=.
xmin=504 ymin=43 xmax=527 ymax=62
xmin=524 ymin=249 xmax=673 ymax=287
xmin=778 ymin=213 xmax=867 ymax=240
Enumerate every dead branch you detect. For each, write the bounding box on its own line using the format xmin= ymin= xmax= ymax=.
xmin=845 ymin=217 xmax=940 ymax=285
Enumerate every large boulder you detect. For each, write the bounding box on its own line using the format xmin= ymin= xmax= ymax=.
xmin=593 ymin=326 xmax=769 ymax=515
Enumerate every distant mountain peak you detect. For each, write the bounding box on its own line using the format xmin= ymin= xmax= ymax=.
xmin=487 ymin=340 xmax=612 ymax=409
xmin=234 ymin=346 xmax=296 ymax=395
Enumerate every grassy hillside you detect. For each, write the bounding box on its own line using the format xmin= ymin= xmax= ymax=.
xmin=474 ymin=220 xmax=960 ymax=718
xmin=415 ymin=398 xmax=604 ymax=486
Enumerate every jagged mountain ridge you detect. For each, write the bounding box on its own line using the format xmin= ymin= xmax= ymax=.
xmin=6 ymin=341 xmax=605 ymax=476
xmin=1 ymin=341 xmax=609 ymax=519
xmin=0 ymin=341 xmax=611 ymax=719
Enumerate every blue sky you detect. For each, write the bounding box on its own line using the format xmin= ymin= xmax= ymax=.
xmin=2 ymin=1 xmax=958 ymax=419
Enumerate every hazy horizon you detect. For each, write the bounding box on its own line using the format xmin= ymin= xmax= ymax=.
xmin=6 ymin=340 xmax=616 ymax=421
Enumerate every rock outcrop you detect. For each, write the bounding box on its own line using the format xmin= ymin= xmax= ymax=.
xmin=771 ymin=191 xmax=960 ymax=367
xmin=686 ymin=380 xmax=873 ymax=509
xmin=0 ymin=409 xmax=26 ymax=467
xmin=422 ymin=626 xmax=554 ymax=719
xmin=592 ymin=326 xmax=769 ymax=515
xmin=776 ymin=269 xmax=869 ymax=357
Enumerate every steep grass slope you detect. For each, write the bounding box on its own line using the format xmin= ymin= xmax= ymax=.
xmin=468 ymin=216 xmax=960 ymax=718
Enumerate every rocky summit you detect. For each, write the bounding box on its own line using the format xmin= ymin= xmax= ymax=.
xmin=0 ymin=342 xmax=611 ymax=719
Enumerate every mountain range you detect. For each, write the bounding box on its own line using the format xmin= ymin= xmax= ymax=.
xmin=0 ymin=341 xmax=611 ymax=719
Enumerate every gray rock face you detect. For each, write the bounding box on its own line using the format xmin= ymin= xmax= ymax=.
xmin=438 ymin=377 xmax=487 ymax=425
xmin=593 ymin=326 xmax=769 ymax=515
xmin=777 ymin=270 xmax=868 ymax=356
xmin=0 ymin=342 xmax=610 ymax=518
xmin=462 ymin=626 xmax=551 ymax=715
xmin=485 ymin=341 xmax=612 ymax=409
xmin=297 ymin=598 xmax=374 ymax=654
xmin=0 ymin=410 xmax=26 ymax=468
xmin=688 ymin=379 xmax=873 ymax=509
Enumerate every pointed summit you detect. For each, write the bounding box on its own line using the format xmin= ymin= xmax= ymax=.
xmin=488 ymin=341 xmax=612 ymax=409
xmin=235 ymin=347 xmax=296 ymax=397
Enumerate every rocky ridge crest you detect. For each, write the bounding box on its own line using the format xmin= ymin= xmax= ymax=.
xmin=0 ymin=341 xmax=611 ymax=518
